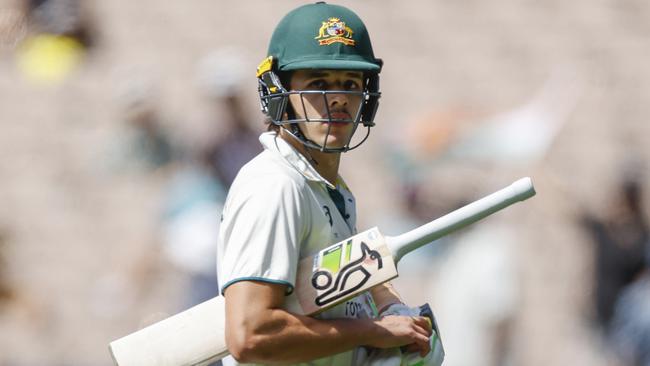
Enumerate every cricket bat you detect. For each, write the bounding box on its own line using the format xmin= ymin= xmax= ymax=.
xmin=109 ymin=177 xmax=536 ymax=366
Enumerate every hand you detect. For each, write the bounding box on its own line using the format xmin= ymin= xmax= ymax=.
xmin=366 ymin=315 xmax=433 ymax=357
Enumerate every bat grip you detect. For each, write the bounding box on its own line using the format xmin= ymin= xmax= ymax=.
xmin=386 ymin=177 xmax=535 ymax=263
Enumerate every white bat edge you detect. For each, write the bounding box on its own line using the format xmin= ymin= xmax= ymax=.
xmin=386 ymin=177 xmax=536 ymax=263
xmin=109 ymin=177 xmax=536 ymax=365
xmin=109 ymin=296 xmax=228 ymax=366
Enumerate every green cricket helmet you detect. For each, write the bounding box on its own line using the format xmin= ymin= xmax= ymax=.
xmin=257 ymin=1 xmax=382 ymax=152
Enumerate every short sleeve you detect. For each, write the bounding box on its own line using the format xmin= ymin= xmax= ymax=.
xmin=217 ymin=174 xmax=307 ymax=296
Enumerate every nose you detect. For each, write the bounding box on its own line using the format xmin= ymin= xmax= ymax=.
xmin=327 ymin=92 xmax=348 ymax=109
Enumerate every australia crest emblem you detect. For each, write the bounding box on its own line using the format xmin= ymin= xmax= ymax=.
xmin=314 ymin=17 xmax=355 ymax=46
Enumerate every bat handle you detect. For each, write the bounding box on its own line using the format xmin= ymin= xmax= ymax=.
xmin=386 ymin=177 xmax=536 ymax=263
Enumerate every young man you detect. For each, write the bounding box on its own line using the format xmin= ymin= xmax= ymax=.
xmin=217 ymin=3 xmax=440 ymax=365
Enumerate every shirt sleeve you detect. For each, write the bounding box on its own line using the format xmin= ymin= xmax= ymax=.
xmin=217 ymin=174 xmax=307 ymax=296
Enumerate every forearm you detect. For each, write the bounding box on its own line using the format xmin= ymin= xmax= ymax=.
xmin=227 ymin=307 xmax=377 ymax=364
xmin=370 ymin=282 xmax=404 ymax=314
xmin=225 ymin=281 xmax=430 ymax=363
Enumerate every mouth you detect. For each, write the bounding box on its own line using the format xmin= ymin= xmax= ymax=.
xmin=325 ymin=112 xmax=352 ymax=126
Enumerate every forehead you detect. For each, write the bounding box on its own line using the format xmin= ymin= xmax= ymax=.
xmin=291 ymin=69 xmax=364 ymax=80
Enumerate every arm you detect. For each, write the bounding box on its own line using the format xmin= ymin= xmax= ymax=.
xmin=370 ymin=282 xmax=404 ymax=314
xmin=224 ymin=280 xmax=432 ymax=364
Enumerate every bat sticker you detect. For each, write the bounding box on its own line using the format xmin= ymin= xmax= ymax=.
xmin=311 ymin=242 xmax=383 ymax=307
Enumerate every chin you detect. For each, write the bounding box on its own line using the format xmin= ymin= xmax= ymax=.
xmin=322 ymin=143 xmax=349 ymax=150
xmin=320 ymin=134 xmax=349 ymax=147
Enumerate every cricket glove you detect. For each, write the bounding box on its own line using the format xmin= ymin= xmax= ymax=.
xmin=364 ymin=303 xmax=444 ymax=366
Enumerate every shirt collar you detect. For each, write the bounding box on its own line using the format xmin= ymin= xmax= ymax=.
xmin=259 ymin=131 xmax=337 ymax=189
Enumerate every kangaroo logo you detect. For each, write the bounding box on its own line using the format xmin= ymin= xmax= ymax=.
xmin=311 ymin=241 xmax=383 ymax=307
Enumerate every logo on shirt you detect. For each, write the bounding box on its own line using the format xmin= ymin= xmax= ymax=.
xmin=323 ymin=205 xmax=333 ymax=226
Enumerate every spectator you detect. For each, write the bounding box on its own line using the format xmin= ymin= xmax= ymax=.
xmin=156 ymin=48 xmax=261 ymax=308
xmin=15 ymin=0 xmax=97 ymax=84
xmin=159 ymin=143 xmax=226 ymax=307
xmin=195 ymin=48 xmax=262 ymax=188
xmin=582 ymin=168 xmax=650 ymax=366
xmin=108 ymin=74 xmax=176 ymax=174
xmin=609 ymin=256 xmax=650 ymax=366
xmin=431 ymin=219 xmax=519 ymax=366
xmin=581 ymin=170 xmax=649 ymax=334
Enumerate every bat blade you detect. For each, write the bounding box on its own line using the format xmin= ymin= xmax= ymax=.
xmin=295 ymin=227 xmax=398 ymax=315
xmin=109 ymin=297 xmax=228 ymax=366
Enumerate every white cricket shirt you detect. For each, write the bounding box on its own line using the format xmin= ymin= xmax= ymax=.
xmin=217 ymin=132 xmax=376 ymax=365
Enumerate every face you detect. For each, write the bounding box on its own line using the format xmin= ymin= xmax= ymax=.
xmin=287 ymin=69 xmax=364 ymax=150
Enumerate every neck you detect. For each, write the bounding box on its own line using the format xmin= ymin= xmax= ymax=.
xmin=280 ymin=129 xmax=341 ymax=186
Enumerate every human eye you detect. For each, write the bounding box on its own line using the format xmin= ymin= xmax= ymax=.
xmin=343 ymin=79 xmax=361 ymax=91
xmin=306 ymin=79 xmax=328 ymax=90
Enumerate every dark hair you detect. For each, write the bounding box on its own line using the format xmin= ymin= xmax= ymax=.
xmin=265 ymin=118 xmax=280 ymax=132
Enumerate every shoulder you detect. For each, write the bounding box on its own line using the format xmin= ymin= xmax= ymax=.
xmin=231 ymin=151 xmax=307 ymax=193
xmin=224 ymin=152 xmax=309 ymax=208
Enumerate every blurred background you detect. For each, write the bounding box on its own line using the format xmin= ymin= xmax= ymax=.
xmin=1 ymin=0 xmax=650 ymax=365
